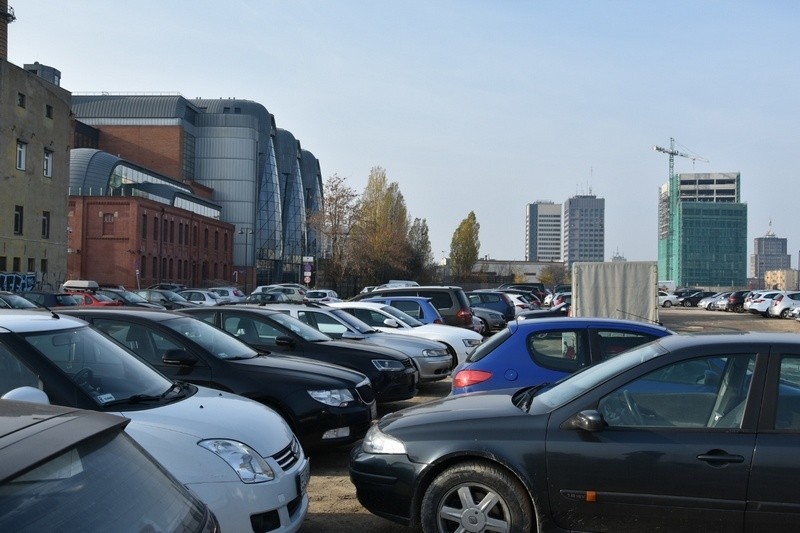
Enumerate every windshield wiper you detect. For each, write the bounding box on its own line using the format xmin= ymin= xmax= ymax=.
xmin=518 ymin=382 xmax=551 ymax=411
xmin=100 ymin=393 xmax=166 ymax=408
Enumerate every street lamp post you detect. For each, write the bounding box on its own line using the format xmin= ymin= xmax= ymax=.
xmin=238 ymin=227 xmax=253 ymax=293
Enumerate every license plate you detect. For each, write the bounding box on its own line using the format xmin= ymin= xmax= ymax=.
xmin=297 ymin=460 xmax=310 ymax=496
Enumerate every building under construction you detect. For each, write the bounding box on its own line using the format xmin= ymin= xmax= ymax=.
xmin=658 ymin=172 xmax=748 ymax=288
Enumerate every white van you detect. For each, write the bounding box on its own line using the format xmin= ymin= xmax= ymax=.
xmin=0 ymin=310 xmax=309 ymax=532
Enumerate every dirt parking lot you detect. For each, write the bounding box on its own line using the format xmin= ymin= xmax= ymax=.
xmin=299 ymin=308 xmax=800 ymax=532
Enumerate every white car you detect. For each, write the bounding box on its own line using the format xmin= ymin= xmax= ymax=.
xmin=329 ymin=301 xmax=484 ymax=366
xmin=208 ymin=286 xmax=247 ymax=304
xmin=251 ymin=285 xmax=305 ymax=302
xmin=658 ymin=291 xmax=680 ymax=308
xmin=178 ymin=289 xmax=223 ymax=306
xmin=768 ymin=291 xmax=800 ymax=318
xmin=0 ymin=310 xmax=309 ymax=532
xmin=304 ymin=289 xmax=341 ymax=303
xmin=748 ymin=291 xmax=780 ymax=317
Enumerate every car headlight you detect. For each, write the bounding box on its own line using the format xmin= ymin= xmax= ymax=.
xmin=362 ymin=424 xmax=406 ymax=454
xmin=372 ymin=359 xmax=406 ymax=371
xmin=422 ymin=347 xmax=450 ymax=357
xmin=198 ymin=439 xmax=275 ymax=483
xmin=463 ymin=338 xmax=482 ymax=348
xmin=308 ymin=388 xmax=355 ymax=406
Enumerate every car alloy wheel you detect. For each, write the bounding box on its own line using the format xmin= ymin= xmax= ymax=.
xmin=663 ymin=301 xmax=672 ymax=308
xmin=683 ymin=300 xmax=692 ymax=307
xmin=421 ymin=461 xmax=533 ymax=533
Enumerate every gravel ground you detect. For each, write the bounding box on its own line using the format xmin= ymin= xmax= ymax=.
xmin=299 ymin=307 xmax=800 ymax=532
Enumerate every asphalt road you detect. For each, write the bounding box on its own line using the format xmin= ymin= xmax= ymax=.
xmin=299 ymin=307 xmax=800 ymax=532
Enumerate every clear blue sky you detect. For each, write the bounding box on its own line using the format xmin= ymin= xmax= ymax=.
xmin=9 ymin=1 xmax=800 ymax=267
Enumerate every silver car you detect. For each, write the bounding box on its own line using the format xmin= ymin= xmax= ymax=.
xmin=267 ymin=303 xmax=453 ymax=382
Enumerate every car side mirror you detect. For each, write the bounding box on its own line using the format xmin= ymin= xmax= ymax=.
xmin=162 ymin=349 xmax=197 ymax=366
xmin=382 ymin=318 xmax=400 ymax=328
xmin=340 ymin=330 xmax=363 ymax=340
xmin=275 ymin=335 xmax=296 ymax=347
xmin=1 ymin=386 xmax=50 ymax=404
xmin=562 ymin=410 xmax=605 ymax=432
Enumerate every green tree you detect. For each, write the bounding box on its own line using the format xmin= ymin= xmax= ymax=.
xmin=407 ymin=218 xmax=434 ymax=282
xmin=537 ymin=263 xmax=569 ymax=289
xmin=449 ymin=211 xmax=480 ymax=281
xmin=307 ymin=174 xmax=360 ymax=292
xmin=349 ymin=167 xmax=411 ymax=284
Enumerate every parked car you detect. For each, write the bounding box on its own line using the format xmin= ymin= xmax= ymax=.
xmin=0 ymin=310 xmax=309 ymax=532
xmin=748 ymin=291 xmax=780 ymax=317
xmin=768 ymin=291 xmax=800 ymax=318
xmin=0 ymin=400 xmax=220 ymax=532
xmin=177 ymin=305 xmax=419 ymax=402
xmin=719 ymin=290 xmax=751 ymax=313
xmin=352 ymin=286 xmax=474 ymax=329
xmin=65 ymin=291 xmax=124 ymax=307
xmin=208 ymin=286 xmax=247 ymax=304
xmin=329 ymin=301 xmax=484 ymax=367
xmin=658 ymin=291 xmax=680 ymax=308
xmin=97 ymin=287 xmax=167 ymax=309
xmin=470 ymin=306 xmax=507 ymax=334
xmin=497 ymin=282 xmax=547 ymax=302
xmin=134 ymin=289 xmax=196 ymax=310
xmin=247 ymin=291 xmax=290 ymax=304
xmin=61 ymin=308 xmax=376 ymax=450
xmin=146 ymin=283 xmax=186 ymax=291
xmin=351 ymin=332 xmax=800 ymax=532
xmin=0 ymin=291 xmax=41 ymax=310
xmin=465 ymin=290 xmax=515 ymax=321
xmin=177 ymin=289 xmax=223 ymax=306
xmin=304 ymin=289 xmax=341 ymax=303
xmin=551 ymin=292 xmax=572 ymax=307
xmin=677 ymin=290 xmax=717 ymax=307
xmin=363 ymin=295 xmax=445 ymax=325
xmin=451 ymin=317 xmax=673 ymax=395
xmin=263 ymin=303 xmax=453 ymax=382
xmin=19 ymin=291 xmax=81 ymax=308
xmin=251 ymin=285 xmax=305 ymax=302
xmin=699 ymin=291 xmax=731 ymax=310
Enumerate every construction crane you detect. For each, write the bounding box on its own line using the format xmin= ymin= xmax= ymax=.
xmin=653 ymin=137 xmax=709 ymax=182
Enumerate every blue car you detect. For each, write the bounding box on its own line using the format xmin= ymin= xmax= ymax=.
xmin=451 ymin=317 xmax=673 ymax=395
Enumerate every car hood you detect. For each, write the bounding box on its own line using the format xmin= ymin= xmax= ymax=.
xmin=122 ymin=385 xmax=293 ymax=457
xmin=348 ymin=331 xmax=447 ymax=353
xmin=323 ymin=338 xmax=410 ymax=360
xmin=233 ymin=354 xmax=368 ymax=387
xmin=379 ymin=389 xmax=525 ymax=433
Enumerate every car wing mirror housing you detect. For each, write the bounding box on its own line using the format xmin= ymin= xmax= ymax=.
xmin=383 ymin=318 xmax=400 ymax=328
xmin=162 ymin=349 xmax=198 ymax=366
xmin=1 ymin=386 xmax=50 ymax=405
xmin=562 ymin=410 xmax=605 ymax=432
xmin=275 ymin=335 xmax=296 ymax=347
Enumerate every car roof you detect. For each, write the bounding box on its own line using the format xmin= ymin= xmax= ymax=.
xmin=180 ymin=304 xmax=282 ymax=316
xmin=0 ymin=309 xmax=88 ymax=333
xmin=512 ymin=316 xmax=673 ymax=334
xmin=656 ymin=331 xmax=800 ymax=350
xmin=57 ymin=308 xmax=182 ymax=323
xmin=0 ymin=400 xmax=128 ymax=483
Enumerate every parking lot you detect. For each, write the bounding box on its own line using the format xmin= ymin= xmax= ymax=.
xmin=299 ymin=307 xmax=800 ymax=532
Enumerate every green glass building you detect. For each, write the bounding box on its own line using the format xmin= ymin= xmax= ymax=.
xmin=658 ymin=172 xmax=747 ymax=288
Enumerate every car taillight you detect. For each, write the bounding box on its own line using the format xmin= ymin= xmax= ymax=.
xmin=457 ymin=308 xmax=473 ymax=325
xmin=433 ymin=318 xmax=443 ymax=324
xmin=453 ymin=369 xmax=492 ymax=388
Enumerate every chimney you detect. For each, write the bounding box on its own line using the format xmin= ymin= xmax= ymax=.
xmin=0 ymin=1 xmax=15 ymax=61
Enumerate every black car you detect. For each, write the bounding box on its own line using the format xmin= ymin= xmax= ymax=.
xmin=97 ymin=288 xmax=167 ymax=309
xmin=59 ymin=308 xmax=377 ymax=450
xmin=19 ymin=291 xmax=81 ymax=308
xmin=178 ymin=305 xmax=418 ymax=403
xmin=678 ymin=290 xmax=717 ymax=307
xmin=0 ymin=400 xmax=219 ymax=532
xmin=0 ymin=291 xmax=42 ymax=309
xmin=517 ymin=301 xmax=570 ymax=319
xmin=720 ymin=290 xmax=751 ymax=313
xmin=350 ymin=332 xmax=800 ymax=532
xmin=134 ymin=289 xmax=195 ymax=310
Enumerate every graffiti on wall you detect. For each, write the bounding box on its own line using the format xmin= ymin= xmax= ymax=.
xmin=0 ymin=273 xmax=37 ymax=292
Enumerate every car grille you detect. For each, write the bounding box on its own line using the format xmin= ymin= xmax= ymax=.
xmin=272 ymin=436 xmax=302 ymax=471
xmin=355 ymin=381 xmax=376 ymax=405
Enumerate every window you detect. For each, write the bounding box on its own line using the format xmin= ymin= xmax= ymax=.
xmin=27 ymin=258 xmax=35 ymax=272
xmin=13 ymin=206 xmax=23 ymax=235
xmin=12 ymin=258 xmax=20 ymax=272
xmin=595 ymin=330 xmax=661 ymax=361
xmin=16 ymin=93 xmax=26 ymax=108
xmin=43 ymin=149 xmax=53 ymax=177
xmin=0 ymin=343 xmax=38 ymax=396
xmin=45 ymin=104 xmax=53 ymax=118
xmin=41 ymin=211 xmax=50 ymax=239
xmin=102 ymin=213 xmax=115 ymax=236
xmin=528 ymin=330 xmax=590 ymax=373
xmin=775 ymin=357 xmax=800 ymax=430
xmin=141 ymin=214 xmax=148 ymax=239
xmin=140 ymin=256 xmax=146 ymax=278
xmin=169 ymin=221 xmax=174 ymax=243
xmin=16 ymin=141 xmax=26 ymax=170
xmin=153 ymin=217 xmax=159 ymax=240
xmin=598 ymin=354 xmax=756 ymax=429
xmin=0 ymin=257 xmax=6 ymax=271
xmin=40 ymin=259 xmax=47 ymax=274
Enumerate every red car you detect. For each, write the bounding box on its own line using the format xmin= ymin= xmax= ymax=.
xmin=66 ymin=291 xmax=123 ymax=307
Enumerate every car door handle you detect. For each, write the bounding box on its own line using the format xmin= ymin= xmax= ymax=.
xmin=697 ymin=449 xmax=744 ymax=465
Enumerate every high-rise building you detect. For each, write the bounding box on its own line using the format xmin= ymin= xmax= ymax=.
xmin=750 ymin=222 xmax=791 ymax=286
xmin=562 ymin=194 xmax=605 ymax=267
xmin=658 ymin=172 xmax=747 ymax=287
xmin=525 ymin=201 xmax=562 ymax=262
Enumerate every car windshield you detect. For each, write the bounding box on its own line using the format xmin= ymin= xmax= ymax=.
xmin=530 ymin=340 xmax=667 ymax=413
xmin=161 ymin=316 xmax=258 ymax=360
xmin=116 ymin=290 xmax=149 ymax=303
xmin=269 ymin=312 xmax=333 ymax=342
xmin=329 ymin=308 xmax=377 ymax=334
xmin=21 ymin=325 xmax=174 ymax=406
xmin=306 ymin=291 xmax=327 ymax=298
xmin=380 ymin=305 xmax=424 ymax=327
xmin=163 ymin=291 xmax=189 ymax=303
xmin=0 ymin=294 xmax=39 ymax=309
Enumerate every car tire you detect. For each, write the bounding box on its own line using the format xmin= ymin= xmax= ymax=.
xmin=663 ymin=301 xmax=672 ymax=308
xmin=682 ymin=300 xmax=692 ymax=307
xmin=733 ymin=304 xmax=744 ymax=313
xmin=420 ymin=461 xmax=533 ymax=533
xmin=781 ymin=309 xmax=792 ymax=319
